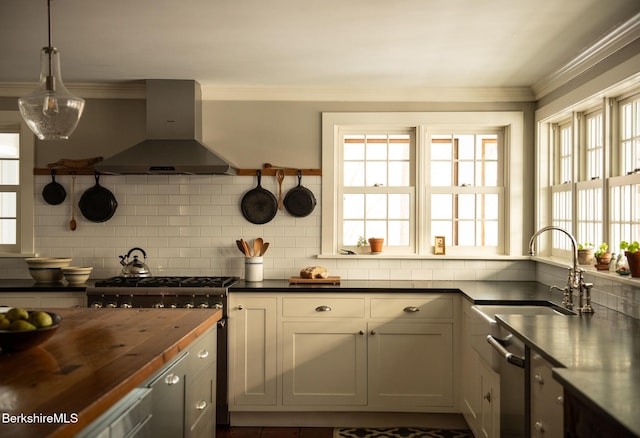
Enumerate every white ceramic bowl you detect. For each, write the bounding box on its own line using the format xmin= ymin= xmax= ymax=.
xmin=25 ymin=258 xmax=72 ymax=269
xmin=26 ymin=258 xmax=72 ymax=283
xmin=28 ymin=267 xmax=65 ymax=283
xmin=62 ymin=267 xmax=93 ymax=284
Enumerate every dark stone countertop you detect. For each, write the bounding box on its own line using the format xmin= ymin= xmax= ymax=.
xmin=0 ymin=279 xmax=89 ymax=291
xmin=495 ymin=309 xmax=640 ymax=436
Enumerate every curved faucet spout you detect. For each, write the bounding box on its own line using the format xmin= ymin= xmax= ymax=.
xmin=528 ymin=225 xmax=579 ymax=274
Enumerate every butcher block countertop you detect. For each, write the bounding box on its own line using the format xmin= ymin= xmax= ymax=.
xmin=0 ymin=307 xmax=221 ymax=438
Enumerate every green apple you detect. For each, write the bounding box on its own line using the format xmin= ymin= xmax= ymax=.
xmin=29 ymin=311 xmax=53 ymax=328
xmin=0 ymin=315 xmax=10 ymax=330
xmin=6 ymin=307 xmax=29 ymax=321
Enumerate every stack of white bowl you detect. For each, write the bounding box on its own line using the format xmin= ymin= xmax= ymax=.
xmin=25 ymin=258 xmax=72 ymax=282
xmin=61 ymin=267 xmax=93 ymax=284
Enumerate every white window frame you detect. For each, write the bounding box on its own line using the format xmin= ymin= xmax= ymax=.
xmin=0 ymin=111 xmax=35 ymax=256
xmin=321 ymin=111 xmax=525 ymax=257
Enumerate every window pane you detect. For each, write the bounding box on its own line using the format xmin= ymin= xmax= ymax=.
xmin=0 ymin=192 xmax=17 ymax=217
xmin=0 ymin=218 xmax=16 ymax=244
xmin=458 ymin=135 xmax=474 ymax=159
xmin=431 ymin=140 xmax=451 ymax=160
xmin=344 ymin=162 xmax=364 ymax=186
xmin=0 ymin=160 xmax=19 ymax=185
xmin=343 ymin=220 xmax=364 ymax=246
xmin=389 ymin=162 xmax=410 ymax=186
xmin=0 ymin=134 xmax=19 ymax=158
xmin=366 ymin=140 xmax=387 ymax=160
xmin=458 ymin=162 xmax=474 ymax=186
xmin=366 ymin=220 xmax=386 ymax=240
xmin=431 ymin=194 xmax=452 ymax=219
xmin=388 ymin=194 xmax=410 ymax=219
xmin=366 ymin=194 xmax=387 ymax=219
xmin=344 ymin=194 xmax=364 ymax=219
xmin=457 ymin=221 xmax=475 ymax=246
xmin=366 ymin=162 xmax=387 ymax=186
xmin=431 ymin=162 xmax=452 ymax=186
xmin=457 ymin=194 xmax=475 ymax=219
xmin=389 ymin=137 xmax=410 ymax=160
xmin=388 ymin=221 xmax=409 ymax=246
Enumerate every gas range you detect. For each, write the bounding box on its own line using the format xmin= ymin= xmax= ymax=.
xmin=87 ymin=276 xmax=239 ymax=309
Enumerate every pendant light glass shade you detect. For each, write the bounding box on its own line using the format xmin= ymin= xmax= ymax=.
xmin=18 ymin=47 xmax=85 ymax=140
xmin=18 ymin=0 xmax=85 ymax=140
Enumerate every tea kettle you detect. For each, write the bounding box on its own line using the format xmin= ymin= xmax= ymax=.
xmin=119 ymin=247 xmax=152 ymax=277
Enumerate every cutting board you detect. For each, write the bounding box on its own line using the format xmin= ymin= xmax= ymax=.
xmin=289 ymin=276 xmax=341 ymax=284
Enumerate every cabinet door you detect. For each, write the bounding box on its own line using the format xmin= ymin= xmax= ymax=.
xmin=461 ymin=303 xmax=481 ymax=436
xmin=282 ymin=320 xmax=367 ymax=406
xmin=479 ymin=359 xmax=500 ymax=438
xmin=368 ymin=321 xmax=453 ymax=408
xmin=228 ymin=296 xmax=277 ymax=407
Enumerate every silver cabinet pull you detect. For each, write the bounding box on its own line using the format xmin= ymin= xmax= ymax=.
xmin=195 ymin=400 xmax=207 ymax=410
xmin=238 ymin=305 xmax=244 ymax=310
xmin=370 ymin=330 xmax=376 ymax=335
xmin=403 ymin=306 xmax=420 ymax=313
xmin=534 ymin=373 xmax=544 ymax=384
xmin=164 ymin=373 xmax=180 ymax=385
xmin=197 ymin=349 xmax=209 ymax=359
xmin=359 ymin=330 xmax=365 ymax=335
xmin=483 ymin=392 xmax=491 ymax=402
xmin=315 ymin=305 xmax=332 ymax=312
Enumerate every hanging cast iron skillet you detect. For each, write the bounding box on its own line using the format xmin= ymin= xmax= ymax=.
xmin=78 ymin=173 xmax=118 ymax=223
xmin=241 ymin=170 xmax=278 ymax=224
xmin=42 ymin=169 xmax=66 ymax=205
xmin=284 ymin=170 xmax=317 ymax=217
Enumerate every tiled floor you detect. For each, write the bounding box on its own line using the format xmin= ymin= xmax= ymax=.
xmin=216 ymin=427 xmax=334 ymax=438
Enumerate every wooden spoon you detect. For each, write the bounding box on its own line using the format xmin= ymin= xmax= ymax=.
xmin=241 ymin=239 xmax=252 ymax=257
xmin=254 ymin=238 xmax=263 ymax=257
xmin=236 ymin=240 xmax=247 ymax=256
xmin=69 ymin=174 xmax=77 ymax=231
xmin=259 ymin=242 xmax=269 ymax=256
xmin=276 ymin=169 xmax=285 ymax=210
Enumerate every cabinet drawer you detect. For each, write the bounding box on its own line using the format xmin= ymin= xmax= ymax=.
xmin=187 ymin=326 xmax=216 ymax=378
xmin=282 ymin=297 xmax=365 ymax=318
xmin=530 ymin=353 xmax=563 ymax=438
xmin=370 ymin=296 xmax=453 ymax=319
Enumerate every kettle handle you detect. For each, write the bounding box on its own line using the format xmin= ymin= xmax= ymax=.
xmin=126 ymin=247 xmax=147 ymax=260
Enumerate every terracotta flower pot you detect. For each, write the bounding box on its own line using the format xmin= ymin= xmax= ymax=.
xmin=368 ymin=238 xmax=384 ymax=254
xmin=578 ymin=249 xmax=594 ymax=265
xmin=625 ymin=251 xmax=640 ymax=277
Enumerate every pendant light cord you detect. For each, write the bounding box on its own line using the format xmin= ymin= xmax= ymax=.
xmin=46 ymin=0 xmax=54 ymax=88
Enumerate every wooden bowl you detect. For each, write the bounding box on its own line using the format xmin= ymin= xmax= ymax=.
xmin=0 ymin=312 xmax=62 ymax=352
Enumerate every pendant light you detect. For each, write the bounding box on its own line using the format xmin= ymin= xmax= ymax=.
xmin=18 ymin=0 xmax=85 ymax=140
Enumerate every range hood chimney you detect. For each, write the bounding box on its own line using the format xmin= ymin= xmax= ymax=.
xmin=95 ymin=80 xmax=236 ymax=175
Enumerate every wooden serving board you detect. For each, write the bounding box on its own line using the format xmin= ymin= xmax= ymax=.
xmin=289 ymin=276 xmax=341 ymax=284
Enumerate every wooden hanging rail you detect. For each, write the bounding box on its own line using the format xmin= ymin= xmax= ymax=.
xmin=237 ymin=163 xmax=322 ymax=176
xmin=34 ymin=157 xmax=104 ymax=175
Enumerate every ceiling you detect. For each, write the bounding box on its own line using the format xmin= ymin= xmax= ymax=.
xmin=1 ymin=0 xmax=639 ymax=99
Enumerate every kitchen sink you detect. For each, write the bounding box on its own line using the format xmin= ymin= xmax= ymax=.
xmin=469 ymin=304 xmax=574 ymax=371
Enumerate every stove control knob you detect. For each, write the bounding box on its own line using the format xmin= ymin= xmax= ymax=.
xmin=198 ymin=303 xmax=209 ymax=309
xmin=212 ymin=303 xmax=223 ymax=309
xmin=91 ymin=303 xmax=102 ymax=309
xmin=170 ymin=304 xmax=177 ymax=309
xmin=120 ymin=303 xmax=132 ymax=309
xmin=152 ymin=303 xmax=164 ymax=309
xmin=107 ymin=303 xmax=117 ymax=308
xmin=184 ymin=303 xmax=194 ymax=309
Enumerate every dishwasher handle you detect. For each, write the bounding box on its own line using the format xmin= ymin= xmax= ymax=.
xmin=486 ymin=335 xmax=525 ymax=368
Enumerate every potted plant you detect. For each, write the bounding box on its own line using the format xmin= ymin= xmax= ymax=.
xmin=620 ymin=241 xmax=640 ymax=277
xmin=356 ymin=236 xmax=368 ymax=254
xmin=368 ymin=237 xmax=384 ymax=254
xmin=577 ymin=243 xmax=594 ymax=265
xmin=594 ymin=243 xmax=611 ymax=270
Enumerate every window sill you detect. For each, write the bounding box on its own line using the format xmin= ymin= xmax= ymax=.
xmin=532 ymin=256 xmax=640 ymax=284
xmin=318 ymin=254 xmax=531 ymax=261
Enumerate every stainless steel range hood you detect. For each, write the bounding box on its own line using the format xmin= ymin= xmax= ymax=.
xmin=95 ymin=80 xmax=236 ymax=175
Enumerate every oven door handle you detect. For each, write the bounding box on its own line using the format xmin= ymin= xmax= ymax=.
xmin=487 ymin=335 xmax=525 ymax=368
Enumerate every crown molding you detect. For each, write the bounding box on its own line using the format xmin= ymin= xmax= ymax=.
xmin=532 ymin=12 xmax=640 ymax=100
xmin=0 ymin=81 xmax=146 ymax=99
xmin=198 ymin=86 xmax=535 ymax=102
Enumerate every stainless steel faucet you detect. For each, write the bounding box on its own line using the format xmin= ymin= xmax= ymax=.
xmin=528 ymin=226 xmax=594 ymax=313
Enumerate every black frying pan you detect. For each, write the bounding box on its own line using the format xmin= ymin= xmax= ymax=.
xmin=42 ymin=169 xmax=66 ymax=205
xmin=241 ymin=170 xmax=278 ymax=224
xmin=284 ymin=170 xmax=317 ymax=217
xmin=78 ymin=173 xmax=118 ymax=222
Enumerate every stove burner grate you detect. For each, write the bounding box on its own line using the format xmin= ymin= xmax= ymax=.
xmin=94 ymin=276 xmax=239 ymax=288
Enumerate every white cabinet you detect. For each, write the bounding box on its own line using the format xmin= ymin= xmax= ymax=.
xmin=530 ymin=351 xmax=563 ymax=438
xmin=228 ymin=296 xmax=278 ymax=407
xmin=478 ymin=358 xmax=500 ymax=438
xmin=228 ymin=292 xmax=456 ymax=415
xmin=0 ymin=291 xmax=85 ymax=308
xmin=282 ymin=320 xmax=367 ymax=406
